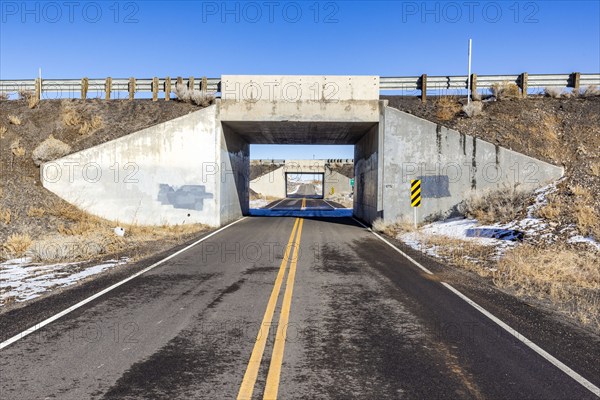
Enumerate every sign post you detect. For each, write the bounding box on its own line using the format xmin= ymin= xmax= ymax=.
xmin=411 ymin=179 xmax=421 ymax=229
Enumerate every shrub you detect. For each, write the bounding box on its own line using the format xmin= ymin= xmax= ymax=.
xmin=0 ymin=125 xmax=7 ymax=138
xmin=462 ymin=101 xmax=483 ymax=118
xmin=62 ymin=108 xmax=82 ymax=126
xmin=0 ymin=92 xmax=8 ymax=101
xmin=174 ymin=83 xmax=214 ymax=107
xmin=458 ymin=187 xmax=531 ymax=224
xmin=27 ymin=206 xmax=46 ymax=218
xmin=78 ymin=115 xmax=103 ymax=135
xmin=32 ymin=135 xmax=72 ymax=166
xmin=544 ymin=87 xmax=562 ymax=98
xmin=490 ymin=81 xmax=520 ymax=100
xmin=582 ymin=85 xmax=599 ymax=97
xmin=2 ymin=233 xmax=33 ymax=258
xmin=0 ymin=207 xmax=11 ymax=224
xmin=10 ymin=139 xmax=25 ymax=157
xmin=8 ymin=115 xmax=21 ymax=125
xmin=435 ymin=96 xmax=461 ymax=121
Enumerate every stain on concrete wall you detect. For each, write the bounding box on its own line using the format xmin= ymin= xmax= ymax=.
xmin=157 ymin=184 xmax=214 ymax=211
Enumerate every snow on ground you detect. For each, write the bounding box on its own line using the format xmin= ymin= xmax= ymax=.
xmin=397 ymin=181 xmax=600 ymax=262
xmin=0 ymin=257 xmax=128 ymax=305
xmin=250 ymin=198 xmax=271 ymax=209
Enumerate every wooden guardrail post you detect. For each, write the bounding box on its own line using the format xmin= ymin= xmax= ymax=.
xmin=520 ymin=72 xmax=528 ymax=98
xmin=152 ymin=77 xmax=159 ymax=101
xmin=420 ymin=74 xmax=427 ymax=103
xmin=470 ymin=73 xmax=477 ymax=99
xmin=81 ymin=78 xmax=89 ymax=99
xmin=34 ymin=78 xmax=42 ymax=101
xmin=201 ymin=76 xmax=208 ymax=94
xmin=165 ymin=77 xmax=171 ymax=101
xmin=572 ymin=72 xmax=580 ymax=90
xmin=188 ymin=76 xmax=195 ymax=91
xmin=128 ymin=77 xmax=136 ymax=100
xmin=105 ymin=77 xmax=112 ymax=100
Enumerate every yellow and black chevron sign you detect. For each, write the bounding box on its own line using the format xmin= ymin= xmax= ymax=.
xmin=410 ymin=179 xmax=421 ymax=207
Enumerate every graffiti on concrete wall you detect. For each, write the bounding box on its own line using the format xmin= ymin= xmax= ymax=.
xmin=158 ymin=184 xmax=214 ymax=211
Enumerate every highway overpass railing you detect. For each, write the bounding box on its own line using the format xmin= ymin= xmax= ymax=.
xmin=0 ymin=73 xmax=598 ymax=102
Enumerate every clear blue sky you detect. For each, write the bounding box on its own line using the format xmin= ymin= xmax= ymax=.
xmin=2 ymin=1 xmax=599 ymax=159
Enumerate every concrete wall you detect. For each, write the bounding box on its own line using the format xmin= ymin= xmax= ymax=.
xmin=220 ymin=75 xmax=380 ymax=123
xmin=219 ymin=123 xmax=250 ymax=224
xmin=381 ymin=107 xmax=564 ymax=223
xmin=250 ymin=166 xmax=287 ymax=199
xmin=42 ymin=106 xmax=222 ymax=227
xmin=323 ymin=170 xmax=352 ymax=197
xmin=354 ymin=123 xmax=381 ymax=223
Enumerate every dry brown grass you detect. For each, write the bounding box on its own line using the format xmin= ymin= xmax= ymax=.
xmin=0 ymin=125 xmax=7 ymax=138
xmin=28 ymin=95 xmax=40 ymax=109
xmin=423 ymin=235 xmax=497 ymax=277
xmin=0 ymin=92 xmax=8 ymax=101
xmin=495 ymin=245 xmax=600 ymax=331
xmin=27 ymin=206 xmax=46 ymax=218
xmin=62 ymin=108 xmax=82 ymax=126
xmin=10 ymin=139 xmax=25 ymax=157
xmin=590 ymin=162 xmax=600 ymax=177
xmin=435 ymin=96 xmax=462 ymax=121
xmin=544 ymin=87 xmax=562 ymax=98
xmin=8 ymin=115 xmax=21 ymax=125
xmin=573 ymin=204 xmax=599 ymax=238
xmin=462 ymin=101 xmax=483 ymax=118
xmin=458 ymin=187 xmax=531 ymax=224
xmin=568 ymin=184 xmax=593 ymax=201
xmin=2 ymin=233 xmax=33 ymax=258
xmin=537 ymin=201 xmax=561 ymax=220
xmin=372 ymin=217 xmax=416 ymax=236
xmin=0 ymin=207 xmax=11 ymax=224
xmin=78 ymin=115 xmax=103 ymax=134
xmin=491 ymin=82 xmax=520 ymax=100
xmin=38 ymin=200 xmax=206 ymax=260
xmin=62 ymin=106 xmax=103 ymax=135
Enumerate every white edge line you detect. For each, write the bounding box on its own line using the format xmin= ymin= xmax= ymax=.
xmin=353 ymin=217 xmax=599 ymax=396
xmin=0 ymin=217 xmax=248 ymax=351
xmin=267 ymin=198 xmax=287 ymax=209
xmin=322 ymin=200 xmax=338 ymax=210
xmin=352 ymin=217 xmax=433 ymax=275
xmin=442 ymin=282 xmax=600 ymax=397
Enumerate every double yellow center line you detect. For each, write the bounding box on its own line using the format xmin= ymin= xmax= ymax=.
xmin=237 ymin=218 xmax=304 ymax=400
xmin=301 ymin=197 xmax=306 ymax=210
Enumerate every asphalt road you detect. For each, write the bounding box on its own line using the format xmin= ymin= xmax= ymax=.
xmin=287 ymin=183 xmax=321 ymax=198
xmin=1 ymin=199 xmax=599 ymax=399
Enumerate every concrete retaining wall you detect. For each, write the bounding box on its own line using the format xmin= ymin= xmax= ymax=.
xmin=381 ymin=106 xmax=564 ymax=223
xmin=42 ymin=106 xmax=222 ymax=227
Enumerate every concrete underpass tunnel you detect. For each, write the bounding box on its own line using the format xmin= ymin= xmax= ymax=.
xmin=222 ymin=119 xmax=378 ymax=216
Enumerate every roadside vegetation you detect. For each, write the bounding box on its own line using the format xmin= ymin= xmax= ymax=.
xmin=378 ymin=89 xmax=600 ymax=333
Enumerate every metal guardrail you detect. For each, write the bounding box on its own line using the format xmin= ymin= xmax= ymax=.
xmin=0 ymin=73 xmax=598 ymax=100
xmin=380 ymin=73 xmax=600 ymax=92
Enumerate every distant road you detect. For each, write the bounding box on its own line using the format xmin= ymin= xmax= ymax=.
xmin=1 ymin=202 xmax=599 ymax=399
xmin=287 ymin=183 xmax=320 ymax=198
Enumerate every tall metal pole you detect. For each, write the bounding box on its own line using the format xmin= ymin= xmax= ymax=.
xmin=467 ymin=39 xmax=472 ymax=104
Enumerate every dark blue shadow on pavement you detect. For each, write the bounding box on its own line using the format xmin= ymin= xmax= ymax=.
xmin=465 ymin=228 xmax=524 ymax=241
xmin=249 ymin=208 xmax=353 ymax=218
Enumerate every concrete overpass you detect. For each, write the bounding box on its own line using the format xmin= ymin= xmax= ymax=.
xmin=41 ymin=75 xmax=563 ymax=227
xmin=250 ymin=159 xmax=353 ymax=200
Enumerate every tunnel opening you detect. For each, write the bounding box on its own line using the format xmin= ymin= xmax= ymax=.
xmin=221 ymin=120 xmax=379 ymax=219
xmin=285 ymin=172 xmax=325 ymax=199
